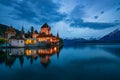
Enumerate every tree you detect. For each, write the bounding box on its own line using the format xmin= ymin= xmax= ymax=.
xmin=0 ymin=38 xmax=6 ymax=44
xmin=31 ymin=26 xmax=34 ymax=34
xmin=25 ymin=30 xmax=31 ymax=38
xmin=21 ymin=26 xmax=24 ymax=34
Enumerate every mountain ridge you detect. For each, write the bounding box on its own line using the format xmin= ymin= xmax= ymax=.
xmin=100 ymin=28 xmax=120 ymax=41
xmin=64 ymin=28 xmax=120 ymax=43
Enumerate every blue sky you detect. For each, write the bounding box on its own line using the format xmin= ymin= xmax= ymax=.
xmin=0 ymin=0 xmax=120 ymax=39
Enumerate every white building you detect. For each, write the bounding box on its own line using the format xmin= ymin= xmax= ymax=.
xmin=9 ymin=36 xmax=25 ymax=47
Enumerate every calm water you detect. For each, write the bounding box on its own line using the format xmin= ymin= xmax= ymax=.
xmin=0 ymin=44 xmax=120 ymax=80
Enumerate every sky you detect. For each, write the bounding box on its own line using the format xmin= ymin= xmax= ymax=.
xmin=0 ymin=0 xmax=120 ymax=39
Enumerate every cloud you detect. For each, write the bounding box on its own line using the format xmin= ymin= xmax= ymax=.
xmin=114 ymin=20 xmax=120 ymax=23
xmin=94 ymin=16 xmax=99 ymax=19
xmin=0 ymin=0 xmax=120 ymax=39
xmin=64 ymin=2 xmax=120 ymax=30
xmin=70 ymin=5 xmax=85 ymax=19
xmin=101 ymin=11 xmax=104 ymax=14
xmin=0 ymin=0 xmax=66 ymax=24
xmin=70 ymin=21 xmax=120 ymax=29
xmin=116 ymin=7 xmax=120 ymax=11
xmin=63 ymin=0 xmax=120 ymax=30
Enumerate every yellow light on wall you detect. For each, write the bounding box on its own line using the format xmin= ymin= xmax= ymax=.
xmin=54 ymin=47 xmax=57 ymax=51
xmin=25 ymin=39 xmax=37 ymax=44
xmin=50 ymin=39 xmax=52 ymax=42
xmin=34 ymin=40 xmax=36 ymax=44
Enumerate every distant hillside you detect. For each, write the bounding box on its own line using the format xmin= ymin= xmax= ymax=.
xmin=64 ymin=28 xmax=120 ymax=44
xmin=64 ymin=38 xmax=87 ymax=46
xmin=100 ymin=28 xmax=120 ymax=42
xmin=0 ymin=24 xmax=21 ymax=35
xmin=64 ymin=38 xmax=86 ymax=43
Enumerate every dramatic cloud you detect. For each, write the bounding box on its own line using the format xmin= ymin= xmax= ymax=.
xmin=116 ymin=7 xmax=120 ymax=11
xmin=70 ymin=22 xmax=120 ymax=29
xmin=101 ymin=11 xmax=104 ymax=14
xmin=94 ymin=16 xmax=99 ymax=19
xmin=62 ymin=0 xmax=120 ymax=30
xmin=0 ymin=0 xmax=66 ymax=24
xmin=0 ymin=0 xmax=120 ymax=38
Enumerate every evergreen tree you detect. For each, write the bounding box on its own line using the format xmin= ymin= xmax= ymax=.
xmin=31 ymin=26 xmax=34 ymax=34
xmin=27 ymin=30 xmax=31 ymax=38
xmin=21 ymin=26 xmax=24 ymax=34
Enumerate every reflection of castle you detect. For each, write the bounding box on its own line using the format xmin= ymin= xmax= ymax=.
xmin=0 ymin=47 xmax=61 ymax=68
xmin=25 ymin=46 xmax=60 ymax=66
xmin=5 ymin=23 xmax=61 ymax=47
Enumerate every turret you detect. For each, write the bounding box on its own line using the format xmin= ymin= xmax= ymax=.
xmin=40 ymin=23 xmax=51 ymax=35
xmin=57 ymin=32 xmax=59 ymax=38
xmin=21 ymin=25 xmax=25 ymax=38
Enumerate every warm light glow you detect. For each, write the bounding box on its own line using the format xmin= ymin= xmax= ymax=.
xmin=54 ymin=47 xmax=57 ymax=51
xmin=25 ymin=39 xmax=36 ymax=44
xmin=40 ymin=28 xmax=50 ymax=35
xmin=33 ymin=34 xmax=38 ymax=38
xmin=50 ymin=39 xmax=52 ymax=42
xmin=38 ymin=47 xmax=59 ymax=55
xmin=26 ymin=50 xmax=32 ymax=56
xmin=25 ymin=49 xmax=36 ymax=56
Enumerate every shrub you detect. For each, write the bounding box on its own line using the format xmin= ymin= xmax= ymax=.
xmin=0 ymin=38 xmax=6 ymax=44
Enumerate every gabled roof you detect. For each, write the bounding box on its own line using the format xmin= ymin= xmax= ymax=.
xmin=9 ymin=35 xmax=24 ymax=40
xmin=9 ymin=36 xmax=16 ymax=39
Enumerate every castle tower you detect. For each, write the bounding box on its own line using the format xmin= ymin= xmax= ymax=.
xmin=40 ymin=23 xmax=51 ymax=35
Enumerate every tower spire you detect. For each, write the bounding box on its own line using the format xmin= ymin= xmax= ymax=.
xmin=57 ymin=31 xmax=59 ymax=38
xmin=21 ymin=25 xmax=24 ymax=34
xmin=21 ymin=25 xmax=25 ymax=38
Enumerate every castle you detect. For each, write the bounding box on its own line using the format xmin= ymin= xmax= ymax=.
xmin=6 ymin=23 xmax=60 ymax=47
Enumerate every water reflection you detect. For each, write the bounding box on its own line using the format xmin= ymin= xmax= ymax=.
xmin=1 ymin=44 xmax=120 ymax=80
xmin=0 ymin=46 xmax=61 ymax=68
xmin=99 ymin=45 xmax=120 ymax=57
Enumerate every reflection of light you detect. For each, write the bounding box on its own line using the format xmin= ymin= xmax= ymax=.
xmin=25 ymin=49 xmax=36 ymax=56
xmin=41 ymin=56 xmax=50 ymax=64
xmin=26 ymin=50 xmax=32 ymax=56
xmin=50 ymin=49 xmax=53 ymax=53
xmin=33 ymin=54 xmax=38 ymax=58
xmin=38 ymin=47 xmax=59 ymax=55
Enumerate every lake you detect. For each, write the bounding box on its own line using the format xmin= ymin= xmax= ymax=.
xmin=0 ymin=44 xmax=120 ymax=80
